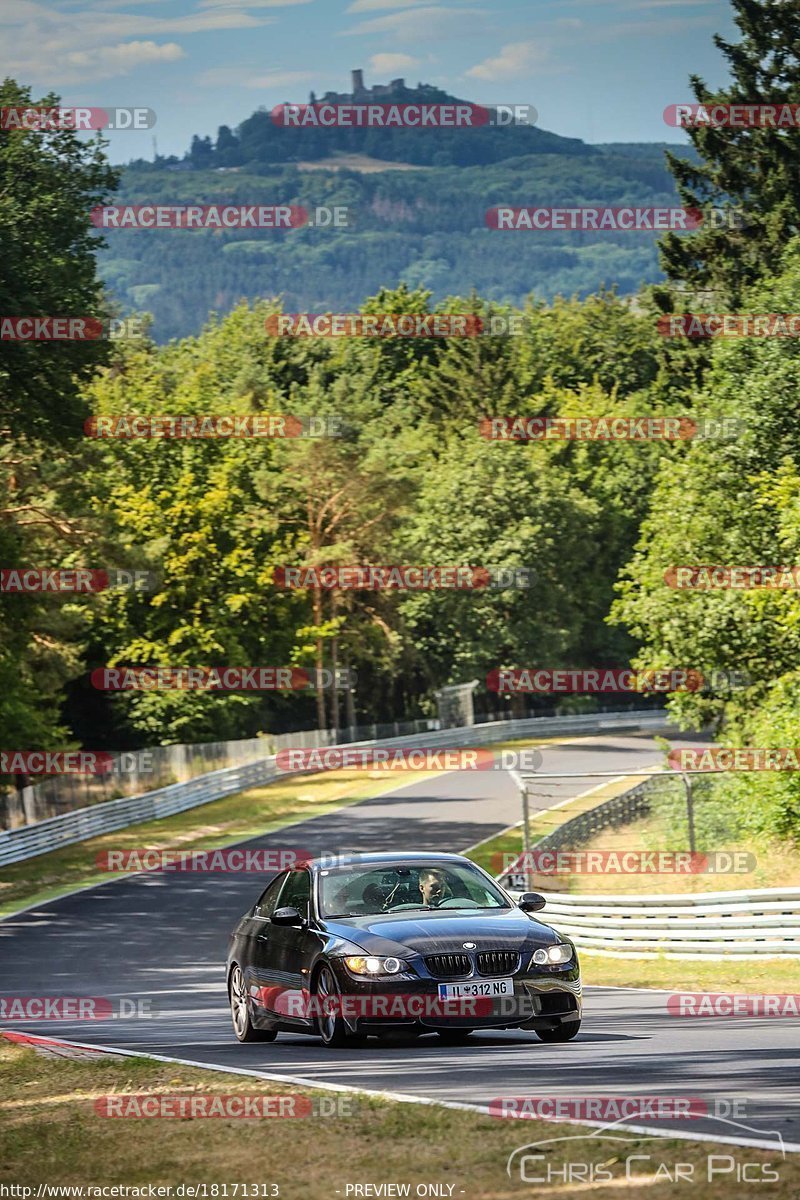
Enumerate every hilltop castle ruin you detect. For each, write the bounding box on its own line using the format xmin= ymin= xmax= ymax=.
xmin=309 ymin=70 xmax=442 ymax=105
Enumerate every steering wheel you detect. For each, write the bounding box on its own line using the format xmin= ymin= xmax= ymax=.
xmin=362 ymin=883 xmax=388 ymax=910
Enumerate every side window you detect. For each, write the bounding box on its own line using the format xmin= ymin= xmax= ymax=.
xmin=277 ymin=869 xmax=312 ymax=919
xmin=255 ymin=873 xmax=287 ymax=918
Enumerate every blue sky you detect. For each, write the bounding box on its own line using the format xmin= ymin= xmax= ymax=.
xmin=1 ymin=0 xmax=737 ymax=161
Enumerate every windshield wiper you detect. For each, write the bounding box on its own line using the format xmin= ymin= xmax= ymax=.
xmin=385 ymin=905 xmax=434 ymax=912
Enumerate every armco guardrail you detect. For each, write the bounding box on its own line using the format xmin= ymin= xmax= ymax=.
xmin=531 ymin=888 xmax=800 ymax=958
xmin=1 ymin=720 xmax=442 ymax=829
xmin=0 ymin=710 xmax=670 ymax=868
xmin=500 ymin=772 xmax=800 ymax=958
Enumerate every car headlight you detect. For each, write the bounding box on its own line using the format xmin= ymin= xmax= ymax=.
xmin=343 ymin=955 xmax=405 ymax=977
xmin=531 ymin=944 xmax=573 ymax=967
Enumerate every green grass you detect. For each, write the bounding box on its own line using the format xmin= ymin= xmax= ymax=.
xmin=465 ymin=774 xmax=648 ymax=876
xmin=584 ymin=954 xmax=800 ymax=992
xmin=0 ymin=734 xmax=558 ymax=918
xmin=2 ymin=1040 xmax=798 ymax=1198
xmin=464 ymin=776 xmax=800 ymax=993
xmin=0 ymin=767 xmax=425 ymax=917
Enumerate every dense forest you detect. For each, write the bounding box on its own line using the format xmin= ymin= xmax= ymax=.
xmin=3 ymin=0 xmax=800 ymax=848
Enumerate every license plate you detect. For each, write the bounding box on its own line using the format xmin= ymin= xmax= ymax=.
xmin=437 ymin=978 xmax=514 ymax=999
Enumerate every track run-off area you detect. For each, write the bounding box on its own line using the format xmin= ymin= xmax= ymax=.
xmin=1 ymin=732 xmax=798 ymax=1154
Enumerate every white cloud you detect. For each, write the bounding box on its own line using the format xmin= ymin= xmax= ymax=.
xmin=466 ymin=40 xmax=547 ymax=81
xmin=0 ymin=0 xmax=47 ymax=20
xmin=343 ymin=5 xmax=486 ymax=39
xmin=66 ymin=39 xmax=185 ymax=71
xmin=630 ymin=0 xmax=718 ymax=6
xmin=195 ymin=65 xmax=314 ymax=89
xmin=121 ymin=9 xmax=268 ymax=31
xmin=347 ymin=0 xmax=434 ymax=10
xmin=0 ymin=0 xmax=270 ymax=84
xmin=601 ymin=13 xmax=715 ymax=35
xmin=367 ymin=52 xmax=420 ymax=74
xmin=198 ymin=0 xmax=312 ymax=7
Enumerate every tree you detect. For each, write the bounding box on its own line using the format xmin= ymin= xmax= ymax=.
xmin=0 ymin=79 xmax=118 ymax=775
xmin=396 ymin=432 xmax=599 ymax=704
xmin=660 ymin=0 xmax=800 ymax=300
xmin=0 ymin=79 xmax=118 ymax=438
xmin=612 ymin=240 xmax=800 ymax=751
xmin=215 ymin=125 xmax=242 ymax=168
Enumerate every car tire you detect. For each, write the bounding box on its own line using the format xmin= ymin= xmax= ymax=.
xmin=436 ymin=1029 xmax=474 ymax=1044
xmin=229 ymin=965 xmax=277 ymax=1043
xmin=536 ymin=1020 xmax=581 ymax=1043
xmin=314 ymin=964 xmax=361 ymax=1049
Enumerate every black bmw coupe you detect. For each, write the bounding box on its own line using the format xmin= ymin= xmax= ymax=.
xmin=226 ymin=851 xmax=581 ymax=1048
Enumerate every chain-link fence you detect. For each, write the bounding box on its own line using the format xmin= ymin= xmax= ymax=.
xmin=0 ymin=700 xmax=665 ymax=831
xmin=0 ymin=718 xmax=441 ymax=830
xmin=501 ymin=771 xmax=757 ymax=895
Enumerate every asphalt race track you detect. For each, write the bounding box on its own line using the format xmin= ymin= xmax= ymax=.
xmin=2 ymin=732 xmax=798 ymax=1154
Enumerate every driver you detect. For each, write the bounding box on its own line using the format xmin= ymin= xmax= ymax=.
xmin=418 ymin=867 xmax=451 ymax=908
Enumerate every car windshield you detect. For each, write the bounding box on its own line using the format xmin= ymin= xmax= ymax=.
xmin=319 ymin=861 xmax=510 ymax=917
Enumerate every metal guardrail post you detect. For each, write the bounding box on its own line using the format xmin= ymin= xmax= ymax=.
xmin=521 ymin=781 xmax=532 ymax=892
xmin=683 ymin=772 xmax=696 ymax=855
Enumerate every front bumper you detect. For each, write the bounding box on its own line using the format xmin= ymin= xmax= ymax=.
xmin=326 ymin=958 xmax=582 ymax=1034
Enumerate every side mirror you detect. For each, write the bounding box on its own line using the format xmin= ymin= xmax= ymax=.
xmin=518 ymin=892 xmax=546 ymax=912
xmin=271 ymin=906 xmax=305 ymax=927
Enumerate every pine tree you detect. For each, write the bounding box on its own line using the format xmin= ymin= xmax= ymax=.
xmin=660 ymin=0 xmax=800 ymax=301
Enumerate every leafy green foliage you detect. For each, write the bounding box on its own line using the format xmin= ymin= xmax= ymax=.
xmin=0 ymin=80 xmax=118 ymax=768
xmin=660 ymin=0 xmax=800 ymax=301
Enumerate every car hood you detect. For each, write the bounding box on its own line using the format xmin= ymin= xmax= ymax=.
xmin=322 ymin=906 xmax=562 ymax=956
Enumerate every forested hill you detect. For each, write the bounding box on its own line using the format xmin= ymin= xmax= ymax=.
xmin=141 ymin=76 xmax=595 ymax=172
xmin=104 ymin=140 xmax=686 ymax=342
xmin=101 ymin=73 xmax=696 ymax=341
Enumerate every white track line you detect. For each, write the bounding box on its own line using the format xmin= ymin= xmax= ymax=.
xmin=0 ymin=732 xmax=595 ymax=924
xmin=3 ymin=1030 xmax=797 ymax=1155
xmin=0 ymin=764 xmax=479 ymax=924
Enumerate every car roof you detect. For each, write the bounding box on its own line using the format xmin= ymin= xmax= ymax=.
xmin=303 ymin=851 xmax=474 ymax=871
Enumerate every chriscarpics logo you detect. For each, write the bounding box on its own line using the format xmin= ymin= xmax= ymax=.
xmin=506 ymin=1114 xmax=786 ymax=1187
